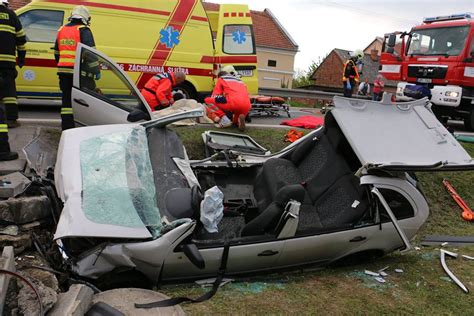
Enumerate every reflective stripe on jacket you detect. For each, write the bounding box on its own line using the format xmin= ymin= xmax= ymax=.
xmin=0 ymin=4 xmax=26 ymax=68
xmin=212 ymin=75 xmax=251 ymax=111
xmin=141 ymin=72 xmax=176 ymax=110
xmin=342 ymin=60 xmax=360 ymax=82
xmin=57 ymin=25 xmax=82 ymax=68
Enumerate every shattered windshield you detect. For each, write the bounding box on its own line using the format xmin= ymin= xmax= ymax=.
xmin=407 ymin=26 xmax=469 ymax=56
xmin=80 ymin=126 xmax=162 ymax=237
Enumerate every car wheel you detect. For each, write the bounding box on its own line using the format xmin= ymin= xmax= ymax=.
xmin=463 ymin=108 xmax=474 ymax=131
xmin=173 ymin=81 xmax=197 ymax=101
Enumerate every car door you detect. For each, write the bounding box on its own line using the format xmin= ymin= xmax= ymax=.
xmin=276 ymin=225 xmax=380 ymax=268
xmin=72 ymin=44 xmax=153 ymax=126
xmin=161 ymin=239 xmax=285 ymax=281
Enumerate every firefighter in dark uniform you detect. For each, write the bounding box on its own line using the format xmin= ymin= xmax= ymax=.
xmin=0 ymin=0 xmax=26 ymax=160
xmin=54 ymin=5 xmax=99 ymax=130
xmin=342 ymin=50 xmax=362 ymax=98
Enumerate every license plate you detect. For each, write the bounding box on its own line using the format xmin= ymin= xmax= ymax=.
xmin=417 ymin=78 xmax=432 ymax=83
xmin=237 ymin=70 xmax=253 ymax=77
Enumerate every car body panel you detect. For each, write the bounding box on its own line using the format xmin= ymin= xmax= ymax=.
xmin=72 ymin=44 xmax=153 ymax=126
xmin=331 ymin=96 xmax=474 ymax=170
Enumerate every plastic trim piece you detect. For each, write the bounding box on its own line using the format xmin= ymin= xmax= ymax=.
xmin=440 ymin=249 xmax=469 ymax=294
xmin=371 ymin=187 xmax=412 ymax=252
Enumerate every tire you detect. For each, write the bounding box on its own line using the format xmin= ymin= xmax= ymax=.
xmin=464 ymin=108 xmax=474 ymax=131
xmin=173 ymin=81 xmax=197 ymax=101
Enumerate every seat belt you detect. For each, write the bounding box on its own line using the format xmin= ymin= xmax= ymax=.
xmin=135 ymin=242 xmax=231 ymax=308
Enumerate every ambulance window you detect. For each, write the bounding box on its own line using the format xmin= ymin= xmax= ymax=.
xmin=18 ymin=10 xmax=64 ymax=43
xmin=223 ymin=25 xmax=255 ymax=55
xmin=79 ymin=49 xmax=146 ymax=114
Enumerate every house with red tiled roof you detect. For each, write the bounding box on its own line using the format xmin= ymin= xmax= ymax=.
xmin=310 ymin=46 xmax=398 ymax=94
xmin=203 ymin=2 xmax=299 ymax=89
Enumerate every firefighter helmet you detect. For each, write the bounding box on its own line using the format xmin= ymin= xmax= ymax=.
xmin=70 ymin=5 xmax=91 ymax=25
xmin=350 ymin=49 xmax=364 ymax=61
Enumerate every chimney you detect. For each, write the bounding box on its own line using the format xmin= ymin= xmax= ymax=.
xmin=370 ymin=49 xmax=379 ymax=61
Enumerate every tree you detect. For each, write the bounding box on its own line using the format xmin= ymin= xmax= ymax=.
xmin=292 ymin=56 xmax=324 ymax=88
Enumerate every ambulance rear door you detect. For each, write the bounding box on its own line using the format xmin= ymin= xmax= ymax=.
xmin=214 ymin=4 xmax=258 ymax=94
xmin=71 ymin=44 xmax=153 ymax=126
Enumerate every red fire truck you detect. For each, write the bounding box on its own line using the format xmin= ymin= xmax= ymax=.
xmin=380 ymin=13 xmax=474 ymax=130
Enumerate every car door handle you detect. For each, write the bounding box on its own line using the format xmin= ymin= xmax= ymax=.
xmin=74 ymin=98 xmax=89 ymax=107
xmin=350 ymin=236 xmax=367 ymax=242
xmin=258 ymin=250 xmax=279 ymax=257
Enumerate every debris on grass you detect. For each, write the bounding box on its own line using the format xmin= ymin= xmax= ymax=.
xmin=375 ymin=277 xmax=386 ymax=284
xmin=228 ymin=282 xmax=285 ymax=294
xmin=462 ymin=255 xmax=474 ymax=260
xmin=395 ymin=269 xmax=404 ymax=273
xmin=195 ymin=278 xmax=233 ymax=288
xmin=364 ymin=270 xmax=380 ymax=277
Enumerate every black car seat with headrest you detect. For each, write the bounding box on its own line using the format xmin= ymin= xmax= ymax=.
xmin=164 ymin=185 xmax=203 ymax=221
xmin=241 ymin=184 xmax=305 ymax=237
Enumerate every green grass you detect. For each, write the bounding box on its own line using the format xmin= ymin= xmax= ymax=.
xmin=165 ymin=129 xmax=474 ymax=314
xmin=287 ymin=99 xmax=324 ymax=109
xmin=172 ymin=125 xmax=294 ymax=160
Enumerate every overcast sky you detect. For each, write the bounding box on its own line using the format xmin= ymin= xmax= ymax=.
xmin=208 ymin=0 xmax=474 ymax=72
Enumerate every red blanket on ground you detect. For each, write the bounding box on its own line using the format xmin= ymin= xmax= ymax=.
xmin=280 ymin=116 xmax=324 ymax=129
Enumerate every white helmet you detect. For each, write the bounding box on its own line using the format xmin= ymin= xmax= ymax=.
xmin=350 ymin=49 xmax=364 ymax=61
xmin=69 ymin=5 xmax=91 ymax=25
xmin=221 ymin=65 xmax=236 ymax=75
xmin=1 ymin=0 xmax=9 ymax=5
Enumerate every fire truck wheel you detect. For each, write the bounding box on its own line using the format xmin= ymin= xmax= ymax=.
xmin=464 ymin=109 xmax=474 ymax=132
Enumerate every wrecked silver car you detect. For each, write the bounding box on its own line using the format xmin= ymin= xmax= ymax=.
xmin=54 ymin=45 xmax=474 ymax=285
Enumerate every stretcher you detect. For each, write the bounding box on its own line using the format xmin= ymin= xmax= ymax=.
xmin=249 ymin=96 xmax=291 ymax=118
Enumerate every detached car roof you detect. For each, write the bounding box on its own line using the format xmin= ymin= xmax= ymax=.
xmin=331 ymin=96 xmax=474 ymax=171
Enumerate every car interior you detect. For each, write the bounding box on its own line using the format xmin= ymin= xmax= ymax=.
xmin=147 ymin=111 xmax=375 ymax=247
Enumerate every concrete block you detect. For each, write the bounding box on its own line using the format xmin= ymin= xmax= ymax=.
xmin=0 ymin=233 xmax=31 ymax=255
xmin=0 ymin=172 xmax=31 ymax=198
xmin=17 ymin=273 xmax=57 ymax=315
xmin=49 ymin=284 xmax=94 ymax=316
xmin=0 ymin=246 xmax=15 ymax=316
xmin=92 ymin=288 xmax=185 ymax=315
xmin=0 ymin=195 xmax=51 ymax=224
xmin=0 ymin=159 xmax=26 ymax=176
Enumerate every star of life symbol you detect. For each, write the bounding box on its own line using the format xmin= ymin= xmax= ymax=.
xmin=159 ymin=26 xmax=180 ymax=49
xmin=232 ymin=30 xmax=246 ymax=44
xmin=23 ymin=70 xmax=35 ymax=81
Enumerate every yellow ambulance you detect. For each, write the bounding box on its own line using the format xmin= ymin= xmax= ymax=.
xmin=15 ymin=0 xmax=258 ymax=103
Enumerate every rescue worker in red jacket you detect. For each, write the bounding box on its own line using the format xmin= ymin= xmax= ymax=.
xmin=205 ymin=65 xmax=251 ymax=131
xmin=0 ymin=0 xmax=26 ymax=160
xmin=54 ymin=5 xmax=99 ymax=130
xmin=141 ymin=72 xmax=186 ymax=111
xmin=342 ymin=50 xmax=362 ymax=98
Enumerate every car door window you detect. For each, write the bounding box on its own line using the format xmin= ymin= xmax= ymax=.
xmin=378 ymin=188 xmax=415 ymax=221
xmin=79 ymin=48 xmax=147 ymax=114
xmin=18 ymin=10 xmax=64 ymax=43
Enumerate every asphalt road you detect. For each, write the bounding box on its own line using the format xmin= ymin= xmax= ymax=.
xmin=18 ymin=105 xmax=474 ymax=136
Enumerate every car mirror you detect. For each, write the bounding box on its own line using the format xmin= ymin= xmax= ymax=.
xmin=387 ymin=34 xmax=397 ymax=47
xmin=182 ymin=243 xmax=205 ymax=269
xmin=127 ymin=109 xmax=149 ymax=122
